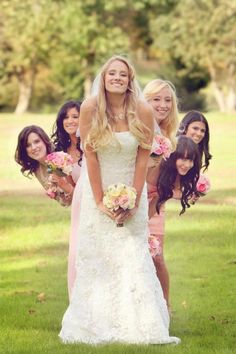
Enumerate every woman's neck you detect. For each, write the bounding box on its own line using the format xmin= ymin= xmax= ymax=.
xmin=174 ymin=174 xmax=181 ymax=189
xmin=69 ymin=134 xmax=77 ymax=148
xmin=106 ymin=92 xmax=125 ymax=112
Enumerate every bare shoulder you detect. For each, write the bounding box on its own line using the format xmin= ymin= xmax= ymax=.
xmin=80 ymin=97 xmax=97 ymax=115
xmin=137 ymin=100 xmax=154 ymax=127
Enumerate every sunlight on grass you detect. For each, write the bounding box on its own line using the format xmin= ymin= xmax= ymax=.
xmin=0 ymin=113 xmax=236 ymax=353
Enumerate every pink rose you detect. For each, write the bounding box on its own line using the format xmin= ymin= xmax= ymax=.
xmin=46 ymin=190 xmax=56 ymax=199
xmin=196 ymin=174 xmax=211 ymax=195
xmin=118 ymin=195 xmax=130 ymax=210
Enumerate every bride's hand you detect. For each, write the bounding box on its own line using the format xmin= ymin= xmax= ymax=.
xmin=114 ymin=207 xmax=138 ymax=224
xmin=97 ymin=202 xmax=116 ymax=220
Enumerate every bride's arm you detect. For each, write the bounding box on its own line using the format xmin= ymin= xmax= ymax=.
xmin=79 ymin=99 xmax=114 ymax=219
xmin=115 ymin=102 xmax=154 ymax=224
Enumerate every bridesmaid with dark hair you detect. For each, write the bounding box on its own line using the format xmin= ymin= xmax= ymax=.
xmin=51 ymin=100 xmax=84 ymax=298
xmin=15 ymin=125 xmax=74 ymax=206
xmin=51 ymin=100 xmax=83 ymax=184
xmin=177 ymin=110 xmax=212 ymax=171
xmin=147 ymin=135 xmax=200 ymax=218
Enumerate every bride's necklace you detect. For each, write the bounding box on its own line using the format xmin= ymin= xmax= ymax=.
xmin=108 ymin=103 xmax=126 ymax=121
xmin=112 ymin=112 xmax=125 ymax=120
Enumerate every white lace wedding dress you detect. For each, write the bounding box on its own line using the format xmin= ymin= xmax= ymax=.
xmin=59 ymin=132 xmax=180 ymax=345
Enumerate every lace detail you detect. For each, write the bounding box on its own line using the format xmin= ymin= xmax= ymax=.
xmin=59 ymin=132 xmax=180 ymax=345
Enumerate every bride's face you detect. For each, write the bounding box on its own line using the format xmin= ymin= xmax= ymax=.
xmin=104 ymin=60 xmax=129 ymax=94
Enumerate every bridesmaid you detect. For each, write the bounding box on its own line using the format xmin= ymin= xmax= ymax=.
xmin=15 ymin=125 xmax=74 ymax=206
xmin=143 ymin=79 xmax=179 ymax=310
xmin=51 ymin=100 xmax=83 ymax=185
xmin=147 ymin=136 xmax=200 ymax=218
xmin=51 ymin=100 xmax=84 ymax=298
xmin=177 ymin=110 xmax=212 ymax=171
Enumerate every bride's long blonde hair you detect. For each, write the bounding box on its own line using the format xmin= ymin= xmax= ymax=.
xmin=85 ymin=55 xmax=151 ymax=151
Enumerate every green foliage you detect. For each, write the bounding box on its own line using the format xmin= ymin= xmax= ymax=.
xmin=150 ymin=0 xmax=236 ymax=112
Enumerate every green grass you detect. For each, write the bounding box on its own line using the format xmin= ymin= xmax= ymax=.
xmin=0 ymin=112 xmax=236 ymax=353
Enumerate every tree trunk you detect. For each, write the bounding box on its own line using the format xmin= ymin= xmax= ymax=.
xmin=84 ymin=75 xmax=92 ymax=99
xmin=211 ymin=80 xmax=226 ymax=112
xmin=14 ymin=71 xmax=34 ymax=115
xmin=226 ymin=86 xmax=236 ymax=112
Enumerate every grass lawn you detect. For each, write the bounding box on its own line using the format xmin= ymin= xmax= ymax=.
xmin=0 ymin=112 xmax=236 ymax=353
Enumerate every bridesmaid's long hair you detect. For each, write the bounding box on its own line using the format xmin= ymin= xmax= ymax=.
xmin=15 ymin=125 xmax=53 ymax=176
xmin=156 ymin=136 xmax=200 ymax=215
xmin=143 ymin=79 xmax=179 ymax=149
xmin=177 ymin=110 xmax=212 ymax=171
xmin=51 ymin=100 xmax=83 ymax=165
xmin=85 ymin=55 xmax=152 ymax=151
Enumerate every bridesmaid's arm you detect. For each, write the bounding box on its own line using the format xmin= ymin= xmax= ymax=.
xmin=132 ymin=102 xmax=154 ymax=206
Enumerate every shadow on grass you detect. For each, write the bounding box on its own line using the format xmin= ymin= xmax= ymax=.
xmin=0 ymin=192 xmax=70 ymax=231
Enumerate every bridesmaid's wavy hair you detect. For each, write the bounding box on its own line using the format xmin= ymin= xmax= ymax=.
xmin=143 ymin=79 xmax=179 ymax=149
xmin=85 ymin=55 xmax=152 ymax=151
xmin=51 ymin=100 xmax=83 ymax=165
xmin=176 ymin=110 xmax=212 ymax=171
xmin=15 ymin=125 xmax=53 ymax=176
xmin=156 ymin=136 xmax=200 ymax=215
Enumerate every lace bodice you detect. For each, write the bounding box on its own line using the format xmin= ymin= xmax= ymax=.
xmin=98 ymin=132 xmax=138 ymax=189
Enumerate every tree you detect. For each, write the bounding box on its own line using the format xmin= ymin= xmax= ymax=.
xmin=0 ymin=0 xmax=60 ymax=114
xmin=151 ymin=0 xmax=236 ymax=112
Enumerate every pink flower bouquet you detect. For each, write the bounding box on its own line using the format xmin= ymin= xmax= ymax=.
xmin=45 ymin=151 xmax=73 ymax=177
xmin=151 ymin=134 xmax=172 ymax=160
xmin=189 ymin=173 xmax=211 ymax=204
xmin=196 ymin=173 xmax=211 ymax=196
xmin=103 ymin=183 xmax=137 ymax=227
xmin=148 ymin=235 xmax=162 ymax=258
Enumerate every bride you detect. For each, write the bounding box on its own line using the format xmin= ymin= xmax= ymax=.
xmin=59 ymin=55 xmax=180 ymax=345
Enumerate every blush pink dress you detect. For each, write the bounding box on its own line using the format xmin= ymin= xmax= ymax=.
xmin=147 ymin=184 xmax=181 ymax=257
xmin=67 ymin=161 xmax=85 ymax=299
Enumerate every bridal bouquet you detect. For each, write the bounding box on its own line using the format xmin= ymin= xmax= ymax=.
xmin=189 ymin=173 xmax=211 ymax=204
xmin=151 ymin=134 xmax=172 ymax=160
xmin=103 ymin=183 xmax=137 ymax=227
xmin=45 ymin=151 xmax=73 ymax=177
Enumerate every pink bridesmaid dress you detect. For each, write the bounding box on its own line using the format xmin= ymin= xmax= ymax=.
xmin=67 ymin=160 xmax=85 ymax=299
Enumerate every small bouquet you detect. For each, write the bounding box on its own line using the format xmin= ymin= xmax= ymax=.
xmin=189 ymin=173 xmax=211 ymax=204
xmin=151 ymin=134 xmax=172 ymax=160
xmin=196 ymin=174 xmax=211 ymax=196
xmin=148 ymin=235 xmax=162 ymax=258
xmin=45 ymin=151 xmax=73 ymax=177
xmin=103 ymin=183 xmax=137 ymax=227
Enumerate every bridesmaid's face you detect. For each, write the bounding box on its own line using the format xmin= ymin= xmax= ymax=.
xmin=185 ymin=121 xmax=206 ymax=144
xmin=26 ymin=132 xmax=47 ymax=162
xmin=105 ymin=60 xmax=129 ymax=94
xmin=176 ymin=158 xmax=194 ymax=175
xmin=148 ymin=87 xmax=172 ymax=123
xmin=63 ymin=107 xmax=80 ymax=136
